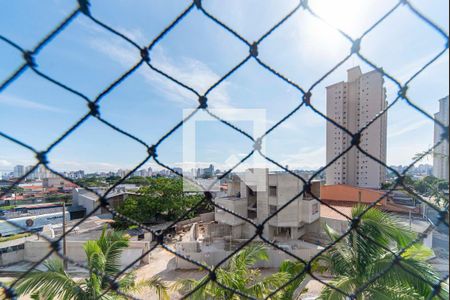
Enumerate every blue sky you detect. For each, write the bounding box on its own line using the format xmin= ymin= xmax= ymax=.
xmin=0 ymin=0 xmax=448 ymax=173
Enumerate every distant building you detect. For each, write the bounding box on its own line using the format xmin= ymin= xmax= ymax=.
xmin=36 ymin=165 xmax=46 ymax=179
xmin=13 ymin=165 xmax=25 ymax=178
xmin=72 ymin=188 xmax=137 ymax=216
xmin=158 ymin=169 xmax=171 ymax=177
xmin=196 ymin=164 xmax=215 ymax=179
xmin=433 ymin=96 xmax=449 ymax=181
xmin=173 ymin=167 xmax=183 ymax=175
xmin=326 ymin=66 xmax=387 ymax=189
xmin=117 ymin=169 xmax=126 ymax=178
xmin=43 ymin=177 xmax=76 ymax=191
xmin=25 ymin=165 xmax=38 ymax=180
xmin=133 ymin=169 xmax=148 ymax=177
xmin=35 ymin=165 xmax=57 ymax=180
xmin=71 ymin=170 xmax=85 ymax=179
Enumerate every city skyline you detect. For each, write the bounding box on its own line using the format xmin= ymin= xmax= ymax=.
xmin=1 ymin=161 xmax=435 ymax=180
xmin=1 ymin=1 xmax=449 ymax=174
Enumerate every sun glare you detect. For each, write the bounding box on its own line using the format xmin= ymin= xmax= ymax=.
xmin=309 ymin=0 xmax=368 ymax=37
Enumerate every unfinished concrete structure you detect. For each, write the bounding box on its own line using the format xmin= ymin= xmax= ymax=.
xmin=214 ymin=169 xmax=321 ymax=241
xmin=174 ymin=170 xmax=323 ymax=269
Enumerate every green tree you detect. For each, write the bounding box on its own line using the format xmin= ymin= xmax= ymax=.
xmin=106 ymin=176 xmax=121 ymax=185
xmin=123 ymin=176 xmax=150 ymax=186
xmin=437 ymin=180 xmax=449 ymax=191
xmin=180 ymin=244 xmax=295 ymax=299
xmin=412 ymin=151 xmax=432 ymax=163
xmin=406 ymin=175 xmax=449 ymax=207
xmin=15 ymin=228 xmax=170 ymax=300
xmin=0 ymin=186 xmax=24 ymax=194
xmin=75 ymin=177 xmax=107 ymax=188
xmin=319 ymin=205 xmax=448 ymax=300
xmin=116 ymin=177 xmax=206 ymax=227
xmin=429 ymin=180 xmax=449 ymax=208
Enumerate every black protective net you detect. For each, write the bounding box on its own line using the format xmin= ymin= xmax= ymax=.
xmin=0 ymin=0 xmax=449 ymax=299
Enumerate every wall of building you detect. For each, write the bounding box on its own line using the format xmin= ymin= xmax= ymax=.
xmin=206 ymin=223 xmax=232 ymax=239
xmin=433 ymin=96 xmax=449 ymax=181
xmin=268 ymin=173 xmax=304 ymax=228
xmin=300 ymin=199 xmax=321 ymax=224
xmin=175 ymin=212 xmax=215 ymax=230
xmin=356 ymin=71 xmax=387 ymax=188
xmin=175 ymin=247 xmax=322 ymax=270
xmin=215 ymin=198 xmax=248 ymax=226
xmin=0 ymin=236 xmax=31 ymax=266
xmin=72 ymin=188 xmax=100 ymax=216
xmin=326 ymin=67 xmax=387 ymax=189
xmin=0 ymin=249 xmax=24 ymax=265
xmin=24 ymin=240 xmax=150 ymax=267
xmin=326 ymin=81 xmax=347 ymax=186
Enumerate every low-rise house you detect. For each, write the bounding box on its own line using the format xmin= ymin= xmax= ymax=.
xmin=321 ymin=184 xmax=423 ymax=215
xmin=43 ymin=177 xmax=77 ymax=192
xmin=72 ymin=188 xmax=137 ymax=217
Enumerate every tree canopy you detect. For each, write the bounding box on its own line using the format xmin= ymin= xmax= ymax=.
xmin=115 ymin=177 xmax=207 ymax=227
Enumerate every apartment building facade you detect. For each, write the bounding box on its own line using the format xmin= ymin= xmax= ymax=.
xmin=13 ymin=165 xmax=24 ymax=178
xmin=326 ymin=66 xmax=388 ymax=189
xmin=433 ymin=96 xmax=449 ymax=181
xmin=215 ymin=169 xmax=321 ymax=241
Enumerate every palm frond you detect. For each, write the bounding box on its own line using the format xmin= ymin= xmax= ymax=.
xmin=352 ymin=205 xmax=416 ymax=249
xmin=277 ymin=261 xmax=310 ymax=300
xmin=358 ymin=243 xmax=447 ymax=300
xmin=84 ymin=240 xmax=106 ymax=274
xmin=318 ymin=276 xmax=357 ymax=300
xmin=366 ymin=285 xmax=422 ymax=300
xmin=132 ymin=276 xmax=171 ymax=300
xmin=15 ymin=259 xmax=84 ymax=300
xmin=97 ymin=227 xmax=129 ymax=277
xmin=178 ymin=275 xmax=211 ymax=300
xmin=228 ymin=244 xmax=269 ymax=272
xmin=246 ymin=271 xmax=290 ymax=299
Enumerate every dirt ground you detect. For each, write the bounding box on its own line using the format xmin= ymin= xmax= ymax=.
xmin=1 ymin=246 xmax=326 ymax=299
xmin=134 ymin=247 xmax=326 ymax=299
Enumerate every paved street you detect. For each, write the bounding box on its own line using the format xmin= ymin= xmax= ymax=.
xmin=427 ymin=207 xmax=449 ymax=277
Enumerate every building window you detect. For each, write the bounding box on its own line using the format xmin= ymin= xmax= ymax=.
xmin=269 ymin=186 xmax=277 ymax=197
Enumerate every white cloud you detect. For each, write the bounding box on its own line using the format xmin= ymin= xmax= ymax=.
xmin=50 ymin=160 xmax=125 ymax=173
xmin=0 ymin=159 xmax=12 ymax=168
xmin=278 ymin=146 xmax=326 ymax=170
xmin=396 ymin=51 xmax=449 ymax=83
xmin=87 ymin=28 xmax=232 ymax=109
xmin=0 ymin=94 xmax=67 ymax=113
xmin=388 ymin=119 xmax=429 ymax=139
xmin=387 ymin=145 xmax=432 ymax=166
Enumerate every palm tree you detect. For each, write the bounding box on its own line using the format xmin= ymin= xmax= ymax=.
xmin=319 ymin=205 xmax=449 ymax=300
xmin=180 ymin=244 xmax=300 ymax=299
xmin=15 ymin=227 xmax=170 ymax=300
xmin=277 ymin=259 xmax=320 ymax=300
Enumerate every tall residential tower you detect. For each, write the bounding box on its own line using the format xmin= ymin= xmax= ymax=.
xmin=326 ymin=66 xmax=387 ymax=189
xmin=433 ymin=96 xmax=449 ymax=181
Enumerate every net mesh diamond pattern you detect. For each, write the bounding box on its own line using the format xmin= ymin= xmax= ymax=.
xmin=0 ymin=0 xmax=448 ymax=299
